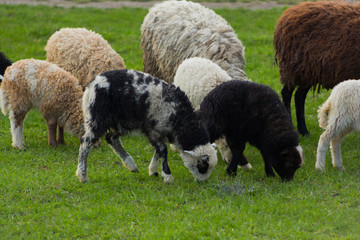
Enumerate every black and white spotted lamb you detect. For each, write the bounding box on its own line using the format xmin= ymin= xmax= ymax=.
xmin=77 ymin=69 xmax=218 ymax=183
xmin=198 ymin=80 xmax=304 ymax=181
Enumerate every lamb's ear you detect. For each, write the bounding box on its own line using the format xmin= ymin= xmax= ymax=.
xmin=211 ymin=143 xmax=217 ymax=149
xmin=184 ymin=150 xmax=196 ymax=156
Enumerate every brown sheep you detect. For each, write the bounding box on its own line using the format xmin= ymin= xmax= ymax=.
xmin=273 ymin=1 xmax=360 ymax=136
xmin=0 ymin=59 xmax=84 ymax=149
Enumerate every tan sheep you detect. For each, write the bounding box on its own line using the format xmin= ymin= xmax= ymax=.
xmin=45 ymin=27 xmax=126 ymax=89
xmin=0 ymin=59 xmax=84 ymax=149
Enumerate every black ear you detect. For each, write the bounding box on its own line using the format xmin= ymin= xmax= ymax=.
xmin=197 ymin=155 xmax=209 ymax=174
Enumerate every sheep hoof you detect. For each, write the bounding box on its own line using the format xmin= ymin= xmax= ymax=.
xmin=315 ymin=164 xmax=325 ymax=171
xmin=226 ymin=168 xmax=237 ymax=177
xmin=240 ymin=163 xmax=252 ymax=170
xmin=76 ymin=169 xmax=89 ymax=183
xmin=149 ymin=172 xmax=159 ymax=177
xmin=162 ymin=172 xmax=174 ymax=183
xmin=131 ymin=168 xmax=139 ymax=173
xmin=13 ymin=143 xmax=25 ymax=150
xmin=334 ymin=165 xmax=345 ymax=171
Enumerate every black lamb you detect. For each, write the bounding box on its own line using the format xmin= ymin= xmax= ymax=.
xmin=76 ymin=69 xmax=218 ymax=183
xmin=198 ymin=80 xmax=304 ymax=181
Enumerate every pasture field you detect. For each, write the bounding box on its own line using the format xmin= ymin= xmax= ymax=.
xmin=0 ymin=3 xmax=359 ymax=239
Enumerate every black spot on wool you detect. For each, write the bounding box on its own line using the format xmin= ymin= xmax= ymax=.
xmin=86 ymin=69 xmax=210 ymax=151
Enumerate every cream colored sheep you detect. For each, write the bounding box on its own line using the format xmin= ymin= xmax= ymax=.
xmin=0 ymin=59 xmax=84 ymax=149
xmin=316 ymin=79 xmax=360 ymax=171
xmin=45 ymin=27 xmax=126 ymax=89
xmin=141 ymin=0 xmax=247 ymax=83
xmin=173 ymin=57 xmax=251 ymax=169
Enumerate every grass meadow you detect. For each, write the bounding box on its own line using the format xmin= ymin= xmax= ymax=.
xmin=0 ymin=3 xmax=359 ymax=239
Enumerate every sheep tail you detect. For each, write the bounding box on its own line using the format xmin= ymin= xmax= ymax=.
xmin=0 ymin=87 xmax=9 ymax=115
xmin=317 ymin=99 xmax=331 ymax=129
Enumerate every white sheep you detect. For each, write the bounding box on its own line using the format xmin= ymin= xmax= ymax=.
xmin=141 ymin=0 xmax=247 ymax=83
xmin=0 ymin=59 xmax=84 ymax=149
xmin=316 ymin=79 xmax=360 ymax=171
xmin=173 ymin=57 xmax=251 ymax=169
xmin=45 ymin=27 xmax=126 ymax=89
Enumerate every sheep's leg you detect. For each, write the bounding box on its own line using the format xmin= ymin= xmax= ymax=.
xmin=46 ymin=118 xmax=58 ymax=147
xmin=148 ymin=151 xmax=160 ymax=177
xmin=105 ymin=132 xmax=138 ymax=173
xmin=226 ymin=140 xmax=247 ymax=176
xmin=295 ymin=86 xmax=311 ymax=136
xmin=262 ymin=155 xmax=276 ymax=177
xmin=281 ymin=86 xmax=294 ymax=116
xmin=9 ymin=110 xmax=26 ymax=150
xmin=150 ymin=140 xmax=173 ymax=183
xmin=330 ymin=128 xmax=351 ymax=171
xmin=158 ymin=143 xmax=173 ymax=183
xmin=57 ymin=126 xmax=65 ymax=145
xmin=316 ymin=128 xmax=334 ymax=171
xmin=76 ymin=134 xmax=93 ymax=183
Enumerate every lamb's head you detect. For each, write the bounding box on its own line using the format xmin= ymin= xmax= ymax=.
xmin=180 ymin=143 xmax=218 ymax=181
xmin=272 ymin=145 xmax=304 ymax=181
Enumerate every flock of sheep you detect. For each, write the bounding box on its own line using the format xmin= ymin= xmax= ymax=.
xmin=0 ymin=0 xmax=359 ymax=183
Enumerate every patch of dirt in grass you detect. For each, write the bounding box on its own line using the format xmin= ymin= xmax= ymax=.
xmin=0 ymin=0 xmax=292 ymax=9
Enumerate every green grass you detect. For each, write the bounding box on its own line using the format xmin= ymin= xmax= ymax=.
xmin=1 ymin=3 xmax=360 ymax=239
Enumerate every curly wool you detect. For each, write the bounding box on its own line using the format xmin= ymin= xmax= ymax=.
xmin=45 ymin=28 xmax=126 ymax=89
xmin=0 ymin=59 xmax=84 ymax=149
xmin=174 ymin=57 xmax=232 ymax=110
xmin=141 ymin=0 xmax=247 ymax=83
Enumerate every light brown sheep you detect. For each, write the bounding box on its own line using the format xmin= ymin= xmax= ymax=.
xmin=45 ymin=27 xmax=126 ymax=89
xmin=0 ymin=59 xmax=84 ymax=149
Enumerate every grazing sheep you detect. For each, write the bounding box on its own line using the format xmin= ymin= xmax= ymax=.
xmin=0 ymin=51 xmax=12 ymax=82
xmin=273 ymin=1 xmax=360 ymax=136
xmin=76 ymin=69 xmax=218 ymax=183
xmin=173 ymin=57 xmax=251 ymax=169
xmin=198 ymin=80 xmax=304 ymax=181
xmin=316 ymin=80 xmax=360 ymax=171
xmin=0 ymin=59 xmax=84 ymax=149
xmin=141 ymin=0 xmax=247 ymax=83
xmin=45 ymin=27 xmax=126 ymax=89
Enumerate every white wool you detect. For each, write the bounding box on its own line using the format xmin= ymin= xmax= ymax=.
xmin=316 ymin=79 xmax=360 ymax=171
xmin=174 ymin=57 xmax=231 ymax=110
xmin=141 ymin=0 xmax=247 ymax=83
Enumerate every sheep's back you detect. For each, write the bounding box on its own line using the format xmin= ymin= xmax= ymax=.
xmin=174 ymin=57 xmax=231 ymax=110
xmin=45 ymin=28 xmax=125 ymax=88
xmin=274 ymin=1 xmax=360 ymax=90
xmin=3 ymin=59 xmax=83 ymax=116
xmin=141 ymin=0 xmax=246 ymax=83
xmin=200 ymin=80 xmax=296 ymax=147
